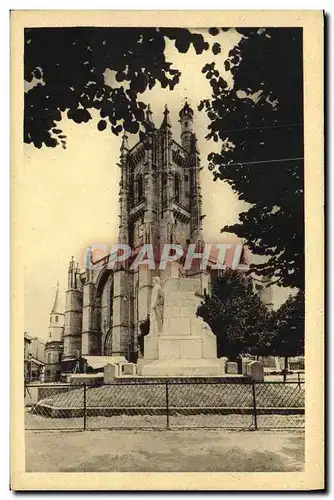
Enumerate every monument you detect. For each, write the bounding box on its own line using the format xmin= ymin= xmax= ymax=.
xmin=138 ymin=277 xmax=223 ymax=376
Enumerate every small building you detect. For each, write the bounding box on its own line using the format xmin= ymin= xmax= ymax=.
xmin=24 ymin=332 xmax=46 ymax=381
xmin=44 ymin=283 xmax=64 ymax=382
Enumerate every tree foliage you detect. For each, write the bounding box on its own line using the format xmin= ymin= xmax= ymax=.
xmin=270 ymin=290 xmax=304 ymax=358
xmin=24 ymin=27 xmax=209 ymax=149
xmin=24 ymin=27 xmax=305 ymax=292
xmin=199 ymin=28 xmax=304 ymax=290
xmin=197 ymin=269 xmax=273 ymax=360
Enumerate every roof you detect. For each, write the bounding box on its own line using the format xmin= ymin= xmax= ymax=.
xmin=30 ymin=357 xmax=45 ymax=366
xmin=51 ymin=282 xmax=64 ymax=315
xmin=82 ymin=356 xmax=126 ymax=370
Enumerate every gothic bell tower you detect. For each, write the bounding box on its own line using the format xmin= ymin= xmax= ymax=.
xmin=110 ymin=102 xmax=206 ymax=359
xmin=117 ymin=101 xmax=204 ymax=251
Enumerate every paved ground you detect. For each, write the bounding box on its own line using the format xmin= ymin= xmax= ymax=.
xmin=26 ymin=429 xmax=304 ymax=472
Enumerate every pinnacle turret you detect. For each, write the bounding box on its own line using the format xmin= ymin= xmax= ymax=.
xmin=145 ymin=104 xmax=155 ymax=126
xmin=160 ymin=104 xmax=171 ymax=128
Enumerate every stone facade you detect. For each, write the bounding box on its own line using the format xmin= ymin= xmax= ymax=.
xmin=58 ymin=102 xmax=269 ymax=372
xmin=61 ymin=102 xmax=209 ymax=368
xmin=138 ymin=277 xmax=223 ymax=376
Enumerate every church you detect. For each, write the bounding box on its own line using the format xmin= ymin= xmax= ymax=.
xmin=51 ymin=102 xmax=257 ymax=374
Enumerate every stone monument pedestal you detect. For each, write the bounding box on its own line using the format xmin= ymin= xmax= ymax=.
xmin=138 ymin=278 xmax=223 ymax=377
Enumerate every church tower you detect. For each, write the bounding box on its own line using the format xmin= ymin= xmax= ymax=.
xmin=44 ymin=282 xmax=65 ymax=381
xmin=109 ymin=102 xmax=207 ymax=359
xmin=61 ymin=102 xmax=208 ymax=364
xmin=48 ymin=281 xmax=65 ymax=341
xmin=62 ymin=257 xmax=83 ymax=369
xmin=117 ymin=102 xmax=203 ymax=252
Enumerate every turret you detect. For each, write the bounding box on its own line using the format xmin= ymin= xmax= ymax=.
xmin=160 ymin=104 xmax=171 ymax=129
xmin=179 ymin=101 xmax=194 ymax=152
xmin=48 ymin=282 xmax=65 ymax=341
xmin=45 ymin=282 xmax=65 ymax=382
xmin=63 ymin=256 xmax=83 ymax=363
xmin=67 ymin=256 xmax=80 ymax=290
xmin=145 ymin=104 xmax=155 ymax=128
xmin=118 ymin=132 xmax=130 ymax=245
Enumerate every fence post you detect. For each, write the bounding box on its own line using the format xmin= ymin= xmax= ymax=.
xmin=252 ymin=381 xmax=258 ymax=431
xmin=298 ymin=371 xmax=301 ymax=389
xmin=165 ymin=381 xmax=170 ymax=430
xmin=83 ymin=383 xmax=87 ymax=431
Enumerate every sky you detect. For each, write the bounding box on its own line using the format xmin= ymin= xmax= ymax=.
xmin=23 ymin=28 xmax=290 ymax=341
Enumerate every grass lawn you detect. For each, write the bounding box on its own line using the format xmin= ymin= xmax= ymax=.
xmin=36 ymin=381 xmax=304 ymax=410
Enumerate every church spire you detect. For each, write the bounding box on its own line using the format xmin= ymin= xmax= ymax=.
xmin=120 ymin=131 xmax=129 ymax=154
xmin=50 ymin=281 xmax=62 ymax=314
xmin=160 ymin=104 xmax=171 ymax=129
xmin=145 ymin=104 xmax=155 ymax=127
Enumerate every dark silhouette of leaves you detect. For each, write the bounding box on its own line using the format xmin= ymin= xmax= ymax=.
xmin=97 ymin=119 xmax=107 ymax=131
xmin=197 ymin=269 xmax=274 ymax=359
xmin=24 ymin=27 xmax=209 ymax=149
xmin=212 ymin=42 xmax=221 ymax=55
xmin=271 ymin=290 xmax=304 ymax=357
xmin=209 ymin=28 xmax=220 ymax=36
xmin=201 ymin=28 xmax=304 ymax=290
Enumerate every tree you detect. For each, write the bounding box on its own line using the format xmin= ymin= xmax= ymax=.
xmin=199 ymin=28 xmax=304 ymax=290
xmin=24 ymin=27 xmax=209 ymax=149
xmin=271 ymin=290 xmax=304 ymax=359
xmin=197 ymin=269 xmax=273 ymax=360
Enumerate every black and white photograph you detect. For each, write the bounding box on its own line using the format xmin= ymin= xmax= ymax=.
xmin=10 ymin=10 xmax=324 ymax=491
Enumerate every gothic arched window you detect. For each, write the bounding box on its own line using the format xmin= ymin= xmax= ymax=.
xmin=161 ymin=172 xmax=167 ymax=210
xmin=136 ymin=174 xmax=143 ymax=202
xmin=174 ymin=173 xmax=181 ymax=203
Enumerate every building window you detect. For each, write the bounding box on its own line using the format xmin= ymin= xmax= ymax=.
xmin=161 ymin=172 xmax=167 ymax=210
xmin=174 ymin=173 xmax=180 ymax=203
xmin=58 ymin=352 xmax=62 ymax=363
xmin=47 ymin=353 xmax=51 ymax=364
xmin=55 ymin=315 xmax=58 ymax=323
xmin=136 ymin=174 xmax=143 ymax=202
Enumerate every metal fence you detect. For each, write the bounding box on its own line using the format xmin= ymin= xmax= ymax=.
xmin=25 ymin=379 xmax=304 ymax=431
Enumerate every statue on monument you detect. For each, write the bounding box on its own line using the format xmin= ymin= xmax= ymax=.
xmin=149 ymin=276 xmax=164 ymax=336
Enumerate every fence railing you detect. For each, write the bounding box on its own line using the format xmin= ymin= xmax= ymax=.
xmin=25 ymin=379 xmax=305 ymax=432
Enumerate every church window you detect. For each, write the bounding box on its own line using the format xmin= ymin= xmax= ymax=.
xmin=136 ymin=174 xmax=143 ymax=202
xmin=55 ymin=315 xmax=58 ymax=323
xmin=58 ymin=352 xmax=62 ymax=363
xmin=184 ymin=174 xmax=189 ymax=181
xmin=174 ymin=173 xmax=180 ymax=203
xmin=104 ymin=331 xmax=113 ymax=357
xmin=161 ymin=172 xmax=167 ymax=210
xmin=47 ymin=353 xmax=51 ymax=364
